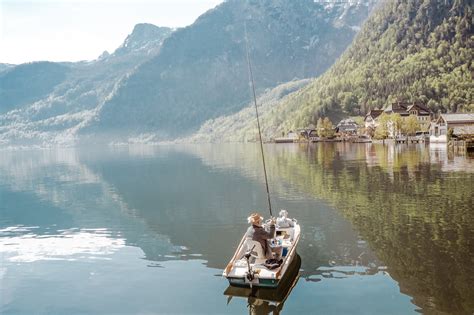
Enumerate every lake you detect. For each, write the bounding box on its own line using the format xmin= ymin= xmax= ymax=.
xmin=1 ymin=143 xmax=473 ymax=314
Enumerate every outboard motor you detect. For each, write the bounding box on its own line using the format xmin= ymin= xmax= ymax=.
xmin=243 ymin=245 xmax=257 ymax=286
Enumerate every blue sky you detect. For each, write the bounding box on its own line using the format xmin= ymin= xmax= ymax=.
xmin=0 ymin=0 xmax=223 ymax=64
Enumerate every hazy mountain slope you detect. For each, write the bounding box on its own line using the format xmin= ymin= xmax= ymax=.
xmin=0 ymin=63 xmax=15 ymax=74
xmin=184 ymin=79 xmax=312 ymax=143
xmin=0 ymin=24 xmax=172 ymax=146
xmin=0 ymin=62 xmax=70 ymax=113
xmin=274 ymin=0 xmax=473 ymax=131
xmin=94 ymin=0 xmax=375 ymax=139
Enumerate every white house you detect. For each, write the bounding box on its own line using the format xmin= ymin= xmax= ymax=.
xmin=430 ymin=113 xmax=474 ymax=143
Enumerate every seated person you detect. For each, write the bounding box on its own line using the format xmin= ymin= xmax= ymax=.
xmin=276 ymin=209 xmax=294 ymax=228
xmin=245 ymin=212 xmax=275 ymax=259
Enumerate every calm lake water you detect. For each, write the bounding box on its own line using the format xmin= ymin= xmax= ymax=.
xmin=0 ymin=143 xmax=473 ymax=314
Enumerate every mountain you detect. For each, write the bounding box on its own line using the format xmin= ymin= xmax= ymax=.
xmin=0 ymin=62 xmax=70 ymax=114
xmin=0 ymin=0 xmax=375 ymax=146
xmin=113 ymin=23 xmax=173 ymax=57
xmin=88 ymin=0 xmax=376 ymax=140
xmin=0 ymin=24 xmax=172 ymax=146
xmin=193 ymin=0 xmax=473 ymax=141
xmin=269 ymin=0 xmax=473 ymax=134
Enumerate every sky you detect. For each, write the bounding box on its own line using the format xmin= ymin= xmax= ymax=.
xmin=0 ymin=0 xmax=223 ymax=64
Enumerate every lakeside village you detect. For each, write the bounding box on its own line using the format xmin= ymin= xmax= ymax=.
xmin=275 ymin=101 xmax=474 ymax=153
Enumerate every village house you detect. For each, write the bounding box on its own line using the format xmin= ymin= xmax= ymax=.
xmin=335 ymin=119 xmax=359 ymax=136
xmin=430 ymin=113 xmax=474 ymax=143
xmin=274 ymin=130 xmax=299 ymax=143
xmin=364 ymin=101 xmax=433 ymax=138
xmin=296 ymin=128 xmax=319 ymax=142
xmin=308 ymin=129 xmax=319 ymax=141
xmin=384 ymin=101 xmax=432 ymax=131
xmin=364 ymin=109 xmax=383 ymax=130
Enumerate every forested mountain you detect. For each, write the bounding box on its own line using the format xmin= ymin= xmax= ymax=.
xmin=276 ymin=0 xmax=473 ymax=130
xmin=194 ymin=0 xmax=472 ymax=141
xmin=89 ymin=0 xmax=375 ymax=140
xmin=0 ymin=24 xmax=172 ymax=146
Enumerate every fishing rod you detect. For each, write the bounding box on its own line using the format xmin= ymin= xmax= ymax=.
xmin=244 ymin=24 xmax=273 ymax=217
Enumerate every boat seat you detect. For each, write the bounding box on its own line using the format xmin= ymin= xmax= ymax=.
xmin=277 ymin=227 xmax=295 ymax=241
xmin=245 ymin=239 xmax=266 ymax=263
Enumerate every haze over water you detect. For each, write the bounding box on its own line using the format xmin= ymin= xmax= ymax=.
xmin=0 ymin=143 xmax=473 ymax=314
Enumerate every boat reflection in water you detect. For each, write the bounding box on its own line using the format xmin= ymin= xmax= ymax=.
xmin=224 ymin=254 xmax=301 ymax=315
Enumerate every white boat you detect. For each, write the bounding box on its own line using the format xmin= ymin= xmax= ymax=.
xmin=223 ymin=217 xmax=301 ymax=288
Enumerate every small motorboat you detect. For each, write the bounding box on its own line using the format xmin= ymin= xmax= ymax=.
xmin=222 ymin=214 xmax=301 ymax=288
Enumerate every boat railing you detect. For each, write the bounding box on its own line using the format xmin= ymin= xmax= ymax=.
xmin=275 ymin=230 xmax=300 ymax=279
xmin=224 ymin=234 xmax=248 ymax=275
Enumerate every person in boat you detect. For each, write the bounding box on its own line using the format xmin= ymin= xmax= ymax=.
xmin=246 ymin=212 xmax=276 ymax=259
xmin=276 ymin=209 xmax=294 ymax=228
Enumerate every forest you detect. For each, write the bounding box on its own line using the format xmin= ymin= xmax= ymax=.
xmin=275 ymin=0 xmax=473 ymax=131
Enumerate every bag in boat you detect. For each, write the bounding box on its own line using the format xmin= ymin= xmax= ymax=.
xmin=264 ymin=258 xmax=283 ymax=270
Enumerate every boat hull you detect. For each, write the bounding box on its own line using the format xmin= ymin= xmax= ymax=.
xmin=225 ymin=254 xmax=301 ymax=303
xmin=227 ymin=277 xmax=280 ymax=288
xmin=226 ymin=253 xmax=300 ymax=289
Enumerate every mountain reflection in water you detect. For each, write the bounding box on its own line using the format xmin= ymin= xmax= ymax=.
xmin=0 ymin=143 xmax=472 ymax=314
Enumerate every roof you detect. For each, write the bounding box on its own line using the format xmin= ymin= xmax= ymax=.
xmin=452 ymin=125 xmax=474 ymax=135
xmin=336 ymin=118 xmax=358 ymax=127
xmin=385 ymin=101 xmax=431 ymax=116
xmin=384 ymin=102 xmax=408 ymax=114
xmin=365 ymin=109 xmax=383 ymax=120
xmin=336 ymin=125 xmax=358 ymax=132
xmin=441 ymin=113 xmax=474 ymax=123
xmin=336 ymin=119 xmax=358 ymax=133
xmin=407 ymin=103 xmax=431 ymax=115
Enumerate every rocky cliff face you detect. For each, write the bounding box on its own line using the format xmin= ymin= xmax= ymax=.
xmin=113 ymin=23 xmax=173 ymax=57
